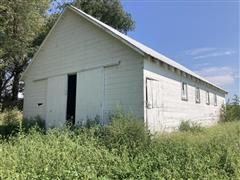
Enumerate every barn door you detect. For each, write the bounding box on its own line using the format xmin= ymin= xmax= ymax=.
xmin=75 ymin=68 xmax=104 ymax=124
xmin=146 ymin=78 xmax=161 ymax=133
xmin=46 ymin=75 xmax=67 ymax=128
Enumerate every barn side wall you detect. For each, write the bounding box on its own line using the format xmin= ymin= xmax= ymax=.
xmin=23 ymin=9 xmax=144 ymax=123
xmin=143 ymin=58 xmax=226 ymax=132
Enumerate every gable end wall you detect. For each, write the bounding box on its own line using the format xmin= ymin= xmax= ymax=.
xmin=23 ymin=9 xmax=144 ymax=121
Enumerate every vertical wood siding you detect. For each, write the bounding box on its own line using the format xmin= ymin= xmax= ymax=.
xmin=75 ymin=68 xmax=104 ymax=124
xmin=23 ymin=79 xmax=47 ymax=120
xmin=46 ymin=75 xmax=67 ymax=127
xmin=23 ymin=9 xmax=144 ymax=123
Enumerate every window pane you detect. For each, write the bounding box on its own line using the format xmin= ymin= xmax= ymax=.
xmin=152 ymin=81 xmax=158 ymax=108
xmin=147 ymin=80 xmax=161 ymax=108
xmin=206 ymin=91 xmax=210 ymax=105
xmin=147 ymin=79 xmax=153 ymax=108
xmin=214 ymin=94 xmax=217 ymax=106
xmin=196 ymin=87 xmax=200 ymax=103
xmin=181 ymin=82 xmax=188 ymax=100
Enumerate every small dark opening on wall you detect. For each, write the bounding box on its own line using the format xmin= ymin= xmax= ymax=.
xmin=66 ymin=74 xmax=77 ymax=125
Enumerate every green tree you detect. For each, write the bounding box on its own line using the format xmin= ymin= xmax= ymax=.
xmin=0 ymin=0 xmax=50 ymax=107
xmin=35 ymin=0 xmax=135 ymax=48
xmin=51 ymin=0 xmax=135 ymax=34
xmin=220 ymin=95 xmax=240 ymax=122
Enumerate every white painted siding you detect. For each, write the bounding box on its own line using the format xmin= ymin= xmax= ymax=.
xmin=23 ymin=9 xmax=144 ymax=123
xmin=144 ymin=59 xmax=225 ymax=132
xmin=22 ymin=7 xmax=226 ymax=131
xmin=103 ymin=62 xmax=144 ymax=121
xmin=75 ymin=68 xmax=104 ymax=124
xmin=46 ymin=75 xmax=67 ymax=128
xmin=23 ymin=79 xmax=47 ymax=120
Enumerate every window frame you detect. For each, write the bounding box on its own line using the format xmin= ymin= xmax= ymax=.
xmin=181 ymin=82 xmax=188 ymax=101
xmin=206 ymin=91 xmax=210 ymax=105
xmin=214 ymin=94 xmax=217 ymax=106
xmin=146 ymin=78 xmax=161 ymax=109
xmin=195 ymin=87 xmax=201 ymax=103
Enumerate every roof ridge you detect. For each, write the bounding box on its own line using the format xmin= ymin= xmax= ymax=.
xmin=68 ymin=5 xmax=227 ymax=93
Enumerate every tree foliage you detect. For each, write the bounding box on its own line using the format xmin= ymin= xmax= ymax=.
xmin=51 ymin=0 xmax=135 ymax=34
xmin=0 ymin=0 xmax=50 ymax=106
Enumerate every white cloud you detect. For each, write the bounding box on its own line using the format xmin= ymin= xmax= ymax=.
xmin=205 ymin=75 xmax=234 ymax=86
xmin=185 ymin=48 xmax=216 ymax=56
xmin=194 ymin=50 xmax=236 ymax=59
xmin=235 ymin=75 xmax=240 ymax=79
xmin=185 ymin=47 xmax=236 ymax=60
xmin=196 ymin=66 xmax=235 ymax=86
xmin=195 ymin=62 xmax=210 ymax=68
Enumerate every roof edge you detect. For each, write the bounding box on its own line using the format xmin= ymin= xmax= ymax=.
xmin=20 ymin=8 xmax=68 ymax=81
xmin=68 ymin=5 xmax=227 ymax=94
xmin=67 ymin=6 xmax=145 ymax=56
xmin=20 ymin=5 xmax=227 ymax=94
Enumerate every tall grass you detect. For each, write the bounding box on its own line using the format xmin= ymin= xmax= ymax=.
xmin=0 ymin=111 xmax=239 ymax=179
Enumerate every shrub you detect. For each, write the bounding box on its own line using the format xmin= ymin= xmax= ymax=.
xmin=22 ymin=115 xmax=46 ymax=132
xmin=0 ymin=121 xmax=239 ymax=179
xmin=0 ymin=128 xmax=125 ymax=179
xmin=0 ymin=109 xmax=22 ymax=137
xmin=220 ymin=95 xmax=240 ymax=122
xmin=84 ymin=115 xmax=101 ymax=128
xmin=0 ymin=109 xmax=22 ymax=126
xmin=0 ymin=110 xmax=46 ymax=137
xmin=179 ymin=120 xmax=203 ymax=132
xmin=93 ymin=111 xmax=151 ymax=156
xmin=145 ymin=122 xmax=240 ymax=179
xmin=0 ymin=111 xmax=239 ymax=179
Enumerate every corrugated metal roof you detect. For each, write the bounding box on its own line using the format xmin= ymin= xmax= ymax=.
xmin=69 ymin=5 xmax=227 ymax=93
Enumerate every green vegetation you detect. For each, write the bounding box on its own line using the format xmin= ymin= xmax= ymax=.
xmin=179 ymin=120 xmax=203 ymax=132
xmin=0 ymin=109 xmax=22 ymax=137
xmin=0 ymin=111 xmax=239 ymax=179
xmin=220 ymin=95 xmax=240 ymax=122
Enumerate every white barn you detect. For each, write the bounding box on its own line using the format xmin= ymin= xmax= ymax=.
xmin=21 ymin=6 xmax=227 ymax=132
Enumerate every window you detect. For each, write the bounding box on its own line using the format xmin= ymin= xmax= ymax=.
xmin=181 ymin=82 xmax=188 ymax=101
xmin=146 ymin=79 xmax=161 ymax=108
xmin=195 ymin=87 xmax=200 ymax=103
xmin=214 ymin=94 xmax=217 ymax=106
xmin=206 ymin=91 xmax=210 ymax=105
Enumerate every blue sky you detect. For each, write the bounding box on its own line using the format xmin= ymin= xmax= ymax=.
xmin=50 ymin=0 xmax=239 ymax=99
xmin=121 ymin=1 xmax=239 ymax=99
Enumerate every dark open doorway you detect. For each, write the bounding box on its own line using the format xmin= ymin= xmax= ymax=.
xmin=66 ymin=74 xmax=77 ymax=125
